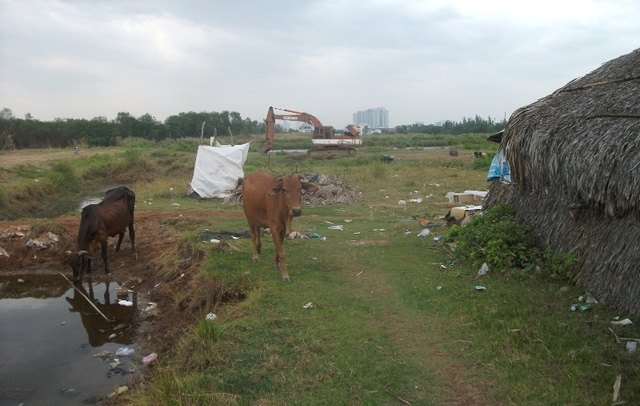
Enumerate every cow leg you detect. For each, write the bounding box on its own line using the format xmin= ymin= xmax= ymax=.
xmin=101 ymin=240 xmax=110 ymax=275
xmin=272 ymin=229 xmax=291 ymax=283
xmin=248 ymin=224 xmax=261 ymax=262
xmin=115 ymin=231 xmax=125 ymax=251
xmin=128 ymin=222 xmax=137 ymax=257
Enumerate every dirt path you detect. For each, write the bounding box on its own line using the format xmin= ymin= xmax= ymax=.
xmin=0 ymin=147 xmax=120 ymax=167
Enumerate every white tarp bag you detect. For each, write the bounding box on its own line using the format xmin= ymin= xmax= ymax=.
xmin=188 ymin=142 xmax=250 ymax=198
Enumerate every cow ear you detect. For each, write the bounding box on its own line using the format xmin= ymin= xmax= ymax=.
xmin=301 ymin=182 xmax=319 ymax=193
xmin=269 ymin=184 xmax=283 ymax=195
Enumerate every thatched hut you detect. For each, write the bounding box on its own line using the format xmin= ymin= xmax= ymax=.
xmin=484 ymin=48 xmax=640 ymax=316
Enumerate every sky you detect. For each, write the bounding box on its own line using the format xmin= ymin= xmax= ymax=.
xmin=0 ymin=0 xmax=638 ymax=129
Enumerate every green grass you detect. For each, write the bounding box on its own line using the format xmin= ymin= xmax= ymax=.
xmin=2 ymin=135 xmax=638 ymax=405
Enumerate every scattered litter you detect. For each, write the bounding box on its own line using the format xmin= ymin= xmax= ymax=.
xmin=344 ymin=219 xmax=352 ymax=223
xmin=328 ymin=225 xmax=344 ymax=231
xmin=61 ymin=387 xmax=77 ymax=395
xmin=154 ymin=283 xmax=161 ymax=289
xmin=440 ymin=264 xmax=446 ymax=269
xmin=143 ymin=301 xmax=156 ymax=312
xmin=320 ymin=237 xmax=327 ymax=241
xmin=303 ymin=302 xmax=314 ymax=309
xmin=210 ymin=238 xmax=220 ymax=244
xmin=475 ymin=286 xmax=486 ymax=291
xmin=611 ymin=318 xmax=633 ymax=326
xmin=585 ymin=292 xmax=599 ymax=304
xmin=308 ymin=233 xmax=321 ymax=238
xmin=142 ymin=353 xmax=158 ymax=365
xmin=437 ymin=286 xmax=442 ymax=291
xmin=93 ymin=350 xmax=111 ymax=359
xmin=0 ymin=246 xmax=9 ymax=258
xmin=409 ymin=198 xmax=423 ymax=203
xmin=417 ymin=229 xmax=431 ymax=237
xmin=108 ymin=386 xmax=129 ymax=398
xmin=476 ymin=263 xmax=489 ymax=279
xmin=571 ymin=304 xmax=578 ymax=312
xmin=118 ymin=299 xmax=133 ymax=307
xmin=60 ymin=321 xmax=66 ymax=326
xmin=373 ymin=228 xmax=386 ymax=232
xmin=433 ymin=236 xmax=442 ymax=241
xmin=626 ymin=341 xmax=637 ymax=354
xmin=286 ymin=231 xmax=305 ymax=239
xmin=115 ymin=347 xmax=135 ymax=357
xmin=398 ymin=200 xmax=406 ymax=205
xmin=578 ymin=305 xmax=591 ymax=312
xmin=353 ymin=232 xmax=361 ymax=235
xmin=108 ymin=334 xmax=117 ymax=340
xmin=613 ymin=375 xmax=621 ymax=403
xmin=205 ymin=312 xmax=217 ymax=321
xmin=110 ymin=359 xmax=121 ymax=370
xmin=404 ymin=229 xmax=411 ymax=235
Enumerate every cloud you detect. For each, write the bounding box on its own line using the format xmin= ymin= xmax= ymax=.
xmin=1 ymin=0 xmax=639 ymax=126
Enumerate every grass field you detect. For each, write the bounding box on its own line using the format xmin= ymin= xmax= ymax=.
xmin=1 ymin=134 xmax=638 ymax=405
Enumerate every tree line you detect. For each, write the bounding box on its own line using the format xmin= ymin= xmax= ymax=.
xmin=395 ymin=115 xmax=506 ymax=135
xmin=0 ymin=108 xmax=506 ymax=150
xmin=0 ymin=108 xmax=263 ymax=149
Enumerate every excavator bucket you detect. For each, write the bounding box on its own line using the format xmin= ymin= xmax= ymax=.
xmin=258 ymin=142 xmax=272 ymax=154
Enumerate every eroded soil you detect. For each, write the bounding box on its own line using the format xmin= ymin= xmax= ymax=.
xmin=0 ymin=210 xmax=246 ymax=360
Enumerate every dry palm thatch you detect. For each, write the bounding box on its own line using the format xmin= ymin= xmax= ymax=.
xmin=484 ymin=48 xmax=640 ymax=316
xmin=222 ymin=173 xmax=360 ymax=206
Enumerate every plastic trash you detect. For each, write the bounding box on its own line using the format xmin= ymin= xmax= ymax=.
xmin=328 ymin=225 xmax=344 ymax=231
xmin=115 ymin=347 xmax=135 ymax=357
xmin=404 ymin=229 xmax=411 ymax=235
xmin=308 ymin=233 xmax=321 ymax=238
xmin=108 ymin=386 xmax=129 ymax=398
xmin=303 ymin=302 xmax=313 ymax=309
xmin=433 ymin=236 xmax=442 ymax=241
xmin=118 ymin=299 xmax=133 ymax=307
xmin=142 ymin=353 xmax=158 ymax=364
xmin=398 ymin=200 xmax=407 ymax=205
xmin=578 ymin=305 xmax=591 ymax=312
xmin=417 ymin=229 xmax=431 ymax=237
xmin=475 ymin=286 xmax=486 ymax=291
xmin=611 ymin=318 xmax=633 ymax=326
xmin=436 ymin=286 xmax=442 ymax=291
xmin=205 ymin=312 xmax=217 ymax=321
xmin=570 ymin=304 xmax=578 ymax=312
xmin=476 ymin=263 xmax=489 ymax=279
xmin=626 ymin=341 xmax=637 ymax=354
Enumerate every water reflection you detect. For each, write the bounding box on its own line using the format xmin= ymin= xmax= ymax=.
xmin=0 ymin=275 xmax=140 ymax=406
xmin=65 ymin=279 xmax=137 ymax=346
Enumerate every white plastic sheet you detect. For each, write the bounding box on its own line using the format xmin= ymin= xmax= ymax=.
xmin=189 ymin=142 xmax=250 ymax=198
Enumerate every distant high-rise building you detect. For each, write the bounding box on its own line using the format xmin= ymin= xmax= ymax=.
xmin=353 ymin=107 xmax=388 ymax=129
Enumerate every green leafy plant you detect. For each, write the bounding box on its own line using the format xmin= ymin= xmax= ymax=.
xmin=446 ymin=204 xmax=537 ymax=271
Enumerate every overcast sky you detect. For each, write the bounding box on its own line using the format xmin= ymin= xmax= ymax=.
xmin=1 ymin=0 xmax=638 ymax=128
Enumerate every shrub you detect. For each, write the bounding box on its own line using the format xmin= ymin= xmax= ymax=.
xmin=445 ymin=204 xmax=576 ymax=280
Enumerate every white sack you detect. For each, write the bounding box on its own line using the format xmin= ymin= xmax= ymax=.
xmin=189 ymin=143 xmax=250 ymax=198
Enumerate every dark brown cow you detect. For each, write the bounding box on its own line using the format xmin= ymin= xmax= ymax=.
xmin=242 ymin=171 xmax=318 ymax=282
xmin=68 ymin=186 xmax=136 ymax=282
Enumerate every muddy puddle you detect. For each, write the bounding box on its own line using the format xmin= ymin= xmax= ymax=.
xmin=0 ymin=273 xmax=146 ymax=405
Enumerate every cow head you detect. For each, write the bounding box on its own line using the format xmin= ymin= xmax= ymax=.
xmin=270 ymin=175 xmax=319 ymax=217
xmin=68 ymin=250 xmax=90 ymax=282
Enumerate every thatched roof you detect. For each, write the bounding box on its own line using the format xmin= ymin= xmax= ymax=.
xmin=484 ymin=48 xmax=640 ymax=316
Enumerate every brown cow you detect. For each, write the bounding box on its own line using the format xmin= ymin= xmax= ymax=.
xmin=242 ymin=171 xmax=318 ymax=282
xmin=68 ymin=186 xmax=137 ymax=282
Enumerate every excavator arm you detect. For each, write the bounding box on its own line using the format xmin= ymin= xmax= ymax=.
xmin=259 ymin=106 xmax=326 ymax=153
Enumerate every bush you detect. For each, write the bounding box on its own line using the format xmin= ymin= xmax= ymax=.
xmin=445 ymin=204 xmax=576 ymax=280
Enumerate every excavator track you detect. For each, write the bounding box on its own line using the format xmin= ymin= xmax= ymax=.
xmin=306 ymin=146 xmax=357 ymax=158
